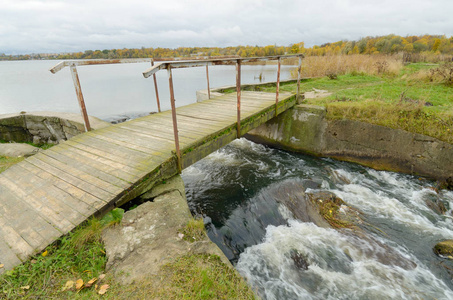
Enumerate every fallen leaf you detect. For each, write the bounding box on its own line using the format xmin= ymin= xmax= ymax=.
xmin=98 ymin=274 xmax=106 ymax=281
xmin=75 ymin=279 xmax=84 ymax=290
xmin=41 ymin=250 xmax=48 ymax=257
xmin=85 ymin=277 xmax=97 ymax=288
xmin=30 ymin=260 xmax=37 ymax=264
xmin=0 ymin=264 xmax=4 ymax=268
xmin=20 ymin=285 xmax=30 ymax=290
xmin=62 ymin=280 xmax=74 ymax=291
xmin=98 ymin=284 xmax=109 ymax=295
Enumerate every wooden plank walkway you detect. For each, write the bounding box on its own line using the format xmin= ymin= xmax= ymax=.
xmin=0 ymin=91 xmax=296 ymax=272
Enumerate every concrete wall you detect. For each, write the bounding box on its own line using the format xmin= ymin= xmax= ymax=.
xmin=246 ymin=105 xmax=453 ymax=180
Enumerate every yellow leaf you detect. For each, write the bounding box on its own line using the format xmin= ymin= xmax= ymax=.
xmin=61 ymin=280 xmax=74 ymax=291
xmin=41 ymin=250 xmax=48 ymax=257
xmin=20 ymin=285 xmax=30 ymax=290
xmin=98 ymin=284 xmax=109 ymax=295
xmin=0 ymin=264 xmax=4 ymax=268
xmin=75 ymin=279 xmax=84 ymax=290
xmin=85 ymin=277 xmax=97 ymax=288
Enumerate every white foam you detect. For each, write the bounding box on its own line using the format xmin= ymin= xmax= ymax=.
xmin=237 ymin=220 xmax=453 ymax=300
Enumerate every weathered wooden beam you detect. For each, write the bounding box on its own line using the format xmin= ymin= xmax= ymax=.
xmin=69 ymin=64 xmax=91 ymax=132
xmin=50 ymin=58 xmax=153 ymax=74
xmin=236 ymin=60 xmax=241 ymax=138
xmin=151 ymin=59 xmax=161 ymax=113
xmin=167 ymin=66 xmax=182 ymax=173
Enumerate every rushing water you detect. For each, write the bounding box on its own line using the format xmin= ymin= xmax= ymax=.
xmin=182 ymin=138 xmax=453 ymax=300
xmin=0 ymin=60 xmax=295 ymax=121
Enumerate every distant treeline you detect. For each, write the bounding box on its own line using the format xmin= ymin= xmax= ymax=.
xmin=2 ymin=34 xmax=453 ymax=61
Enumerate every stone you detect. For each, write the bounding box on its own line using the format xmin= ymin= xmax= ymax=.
xmin=0 ymin=143 xmax=40 ymax=157
xmin=102 ymin=175 xmax=230 ymax=284
xmin=434 ymin=240 xmax=453 ymax=258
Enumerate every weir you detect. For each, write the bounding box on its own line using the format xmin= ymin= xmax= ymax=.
xmin=0 ymin=55 xmax=302 ymax=272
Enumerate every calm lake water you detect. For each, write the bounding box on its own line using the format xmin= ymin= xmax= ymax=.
xmin=0 ymin=60 xmax=296 ymax=121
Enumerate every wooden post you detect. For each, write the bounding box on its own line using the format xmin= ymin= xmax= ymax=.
xmin=236 ymin=60 xmax=241 ymax=138
xmin=297 ymin=56 xmax=302 ymax=103
xmin=275 ymin=56 xmax=281 ymax=116
xmin=167 ymin=65 xmax=181 ymax=173
xmin=206 ymin=64 xmax=211 ymax=99
xmin=151 ymin=59 xmax=161 ymax=112
xmin=69 ymin=64 xmax=91 ymax=132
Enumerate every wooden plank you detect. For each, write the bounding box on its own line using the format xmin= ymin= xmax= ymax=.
xmin=0 ymin=237 xmax=22 ymax=272
xmin=131 ymin=118 xmax=218 ymax=139
xmin=0 ymin=169 xmax=76 ymax=233
xmin=63 ymin=139 xmax=158 ymax=175
xmin=18 ymin=161 xmax=97 ymax=216
xmin=19 ymin=160 xmax=105 ymax=210
xmin=0 ymin=184 xmax=61 ymax=250
xmin=26 ymin=155 xmax=113 ymax=205
xmin=54 ymin=142 xmax=137 ymax=183
xmin=43 ymin=147 xmax=131 ymax=189
xmin=0 ymin=216 xmax=34 ymax=262
xmin=121 ymin=120 xmax=209 ymax=140
xmin=32 ymin=152 xmax=123 ymax=196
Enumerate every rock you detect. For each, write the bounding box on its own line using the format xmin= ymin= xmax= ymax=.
xmin=290 ymin=249 xmax=309 ymax=270
xmin=102 ymin=175 xmax=230 ymax=284
xmin=0 ymin=112 xmax=110 ymax=144
xmin=434 ymin=240 xmax=453 ymax=259
xmin=425 ymin=199 xmax=447 ymax=215
xmin=0 ymin=143 xmax=40 ymax=157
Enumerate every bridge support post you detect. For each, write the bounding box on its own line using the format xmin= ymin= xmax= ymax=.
xmin=151 ymin=59 xmax=161 ymax=113
xmin=275 ymin=56 xmax=281 ymax=117
xmin=167 ymin=66 xmax=182 ymax=173
xmin=236 ymin=60 xmax=241 ymax=138
xmin=69 ymin=64 xmax=91 ymax=132
xmin=297 ymin=56 xmax=302 ymax=102
xmin=206 ymin=65 xmax=211 ymax=99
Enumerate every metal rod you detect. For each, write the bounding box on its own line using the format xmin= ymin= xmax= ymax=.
xmin=297 ymin=56 xmax=302 ymax=102
xmin=206 ymin=65 xmax=211 ymax=99
xmin=167 ymin=66 xmax=181 ymax=173
xmin=69 ymin=64 xmax=91 ymax=132
xmin=236 ymin=60 xmax=242 ymax=138
xmin=275 ymin=56 xmax=281 ymax=116
xmin=151 ymin=59 xmax=161 ymax=112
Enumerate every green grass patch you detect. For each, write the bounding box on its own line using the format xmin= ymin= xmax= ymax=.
xmin=154 ymin=254 xmax=256 ymax=299
xmin=0 ymin=156 xmax=24 ymax=173
xmin=249 ymin=64 xmax=452 ymax=143
xmin=0 ymin=209 xmax=124 ymax=299
xmin=180 ymin=218 xmax=207 ymax=243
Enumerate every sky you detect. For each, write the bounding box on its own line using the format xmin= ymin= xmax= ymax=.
xmin=1 ymin=0 xmax=453 ymax=55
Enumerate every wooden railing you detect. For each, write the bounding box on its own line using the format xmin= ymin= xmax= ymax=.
xmin=50 ymin=55 xmax=304 ymax=172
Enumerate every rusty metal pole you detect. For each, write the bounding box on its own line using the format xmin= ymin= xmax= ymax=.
xmin=167 ymin=65 xmax=182 ymax=173
xmin=151 ymin=59 xmax=161 ymax=112
xmin=69 ymin=64 xmax=91 ymax=132
xmin=206 ymin=64 xmax=211 ymax=99
xmin=297 ymin=55 xmax=302 ymax=102
xmin=275 ymin=56 xmax=281 ymax=116
xmin=236 ymin=59 xmax=241 ymax=138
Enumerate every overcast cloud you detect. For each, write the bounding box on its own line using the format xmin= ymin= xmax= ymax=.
xmin=1 ymin=0 xmax=453 ymax=54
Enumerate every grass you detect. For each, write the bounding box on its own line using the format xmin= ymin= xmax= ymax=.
xmin=0 ymin=156 xmax=24 ymax=173
xmin=180 ymin=218 xmax=207 ymax=243
xmin=0 ymin=212 xmax=256 ymax=299
xmin=246 ymin=59 xmax=452 ymax=144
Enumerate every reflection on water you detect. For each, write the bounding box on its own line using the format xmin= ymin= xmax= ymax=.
xmin=182 ymin=138 xmax=453 ymax=299
xmin=0 ymin=60 xmax=296 ymax=120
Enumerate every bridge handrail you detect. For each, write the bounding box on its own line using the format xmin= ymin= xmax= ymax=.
xmin=142 ymin=54 xmax=304 ymax=173
xmin=49 ymin=54 xmax=304 ymax=173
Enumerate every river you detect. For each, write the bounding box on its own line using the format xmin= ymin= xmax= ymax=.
xmin=182 ymin=138 xmax=453 ymax=300
xmin=0 ymin=60 xmax=295 ymax=121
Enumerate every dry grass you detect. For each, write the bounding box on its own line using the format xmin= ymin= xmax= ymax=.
xmin=293 ymin=54 xmax=403 ymax=78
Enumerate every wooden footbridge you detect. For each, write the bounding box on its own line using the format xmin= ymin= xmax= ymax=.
xmin=0 ymin=55 xmax=303 ymax=272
